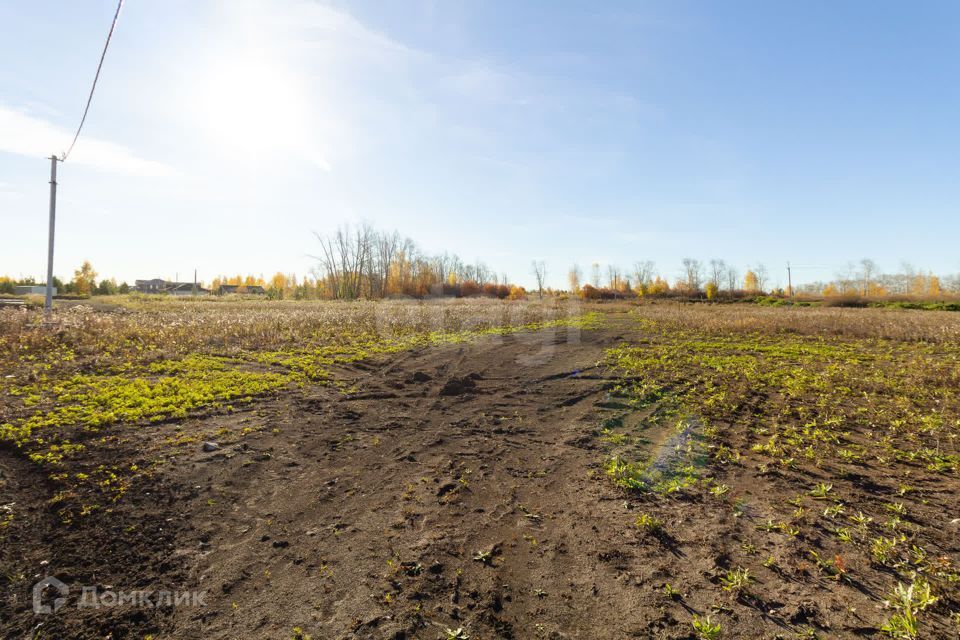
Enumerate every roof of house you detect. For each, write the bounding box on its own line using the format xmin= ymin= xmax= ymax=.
xmin=169 ymin=283 xmax=209 ymax=293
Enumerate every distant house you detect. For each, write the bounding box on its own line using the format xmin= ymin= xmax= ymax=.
xmin=135 ymin=279 xmax=168 ymax=294
xmin=14 ymin=285 xmax=54 ymax=296
xmin=168 ymin=283 xmax=210 ymax=296
xmin=216 ymin=284 xmax=266 ymax=295
xmin=135 ymin=279 xmax=208 ymax=295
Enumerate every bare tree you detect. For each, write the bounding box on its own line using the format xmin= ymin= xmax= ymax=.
xmin=724 ymin=265 xmax=739 ymax=293
xmin=632 ymin=261 xmax=655 ymax=292
xmin=532 ymin=260 xmax=547 ymax=299
xmin=590 ymin=262 xmax=601 ymax=287
xmin=314 ymin=224 xmax=507 ymax=299
xmin=755 ymin=263 xmax=769 ymax=294
xmin=568 ymin=264 xmax=582 ymax=293
xmin=371 ymin=230 xmax=400 ymax=297
xmin=681 ymin=258 xmax=704 ymax=293
xmin=859 ymin=258 xmax=877 ymax=296
xmin=709 ymin=259 xmax=726 ymax=288
xmin=314 ymin=225 xmax=370 ymax=299
xmin=607 ymin=265 xmax=623 ymax=291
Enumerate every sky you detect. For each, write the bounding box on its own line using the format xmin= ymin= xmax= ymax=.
xmin=1 ymin=0 xmax=959 ymax=290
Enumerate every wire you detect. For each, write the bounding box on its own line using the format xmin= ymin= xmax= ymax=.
xmin=60 ymin=0 xmax=125 ymax=161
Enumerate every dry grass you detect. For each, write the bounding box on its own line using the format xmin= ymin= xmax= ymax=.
xmin=0 ymin=297 xmax=582 ymax=378
xmin=632 ymin=301 xmax=960 ymax=342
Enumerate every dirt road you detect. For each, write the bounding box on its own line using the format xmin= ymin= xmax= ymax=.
xmin=169 ymin=319 xmax=660 ymax=639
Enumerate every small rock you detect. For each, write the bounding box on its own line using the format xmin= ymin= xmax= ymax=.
xmin=202 ymin=442 xmax=219 ymax=452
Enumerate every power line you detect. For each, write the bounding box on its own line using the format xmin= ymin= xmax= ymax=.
xmin=60 ymin=0 xmax=125 ymax=161
xmin=45 ymin=0 xmax=125 ymax=313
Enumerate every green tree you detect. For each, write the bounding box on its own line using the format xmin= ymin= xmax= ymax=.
xmin=95 ymin=278 xmax=117 ymax=296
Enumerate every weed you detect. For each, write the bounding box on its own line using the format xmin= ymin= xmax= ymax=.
xmin=663 ymin=583 xmax=682 ymax=600
xmin=880 ymin=577 xmax=938 ymax=639
xmin=709 ymin=483 xmax=729 ymax=498
xmin=823 ymin=503 xmax=845 ymax=518
xmin=692 ymin=614 xmax=721 ymax=640
xmin=871 ymin=537 xmax=899 ymax=566
xmin=810 ymin=482 xmax=833 ymax=500
xmin=719 ymin=567 xmax=753 ymax=595
xmin=635 ymin=512 xmax=664 ymax=534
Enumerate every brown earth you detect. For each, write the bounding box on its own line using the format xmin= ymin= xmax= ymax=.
xmin=2 ymin=316 xmax=957 ymax=639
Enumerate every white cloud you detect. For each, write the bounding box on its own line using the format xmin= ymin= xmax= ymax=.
xmin=0 ymin=105 xmax=174 ymax=177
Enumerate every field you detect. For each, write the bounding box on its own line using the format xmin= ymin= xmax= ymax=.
xmin=1 ymin=299 xmax=959 ymax=639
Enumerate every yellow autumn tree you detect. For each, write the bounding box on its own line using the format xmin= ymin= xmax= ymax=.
xmin=73 ymin=261 xmax=98 ymax=296
xmin=705 ymin=281 xmax=719 ymax=300
xmin=743 ymin=270 xmax=759 ymax=293
xmin=648 ymin=276 xmax=670 ymax=296
xmin=507 ymin=285 xmax=526 ymax=300
xmin=567 ymin=266 xmax=581 ymax=294
xmin=269 ymin=272 xmax=287 ymax=298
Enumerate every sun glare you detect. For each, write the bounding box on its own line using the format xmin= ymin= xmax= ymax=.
xmin=197 ymin=51 xmax=309 ymax=160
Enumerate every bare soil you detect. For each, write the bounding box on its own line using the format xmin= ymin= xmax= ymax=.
xmin=2 ymin=314 xmax=958 ymax=638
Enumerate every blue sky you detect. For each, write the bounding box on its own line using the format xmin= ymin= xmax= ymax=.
xmin=2 ymin=0 xmax=959 ymax=289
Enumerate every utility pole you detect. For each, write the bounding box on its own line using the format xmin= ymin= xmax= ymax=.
xmin=787 ymin=261 xmax=794 ymax=301
xmin=41 ymin=0 xmax=123 ymax=314
xmin=193 ymin=269 xmax=197 ymax=296
xmin=44 ymin=156 xmax=59 ymax=313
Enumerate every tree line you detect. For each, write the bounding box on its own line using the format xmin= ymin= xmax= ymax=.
xmin=0 ymin=226 xmax=529 ymax=301
xmin=563 ymin=259 xmax=771 ymax=300
xmin=560 ymin=258 xmax=960 ymax=301
xmin=4 ymin=250 xmax=957 ymax=302
xmin=310 ymin=224 xmax=525 ymax=300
